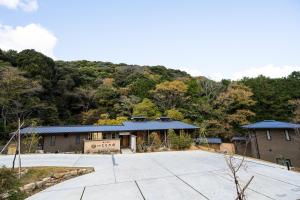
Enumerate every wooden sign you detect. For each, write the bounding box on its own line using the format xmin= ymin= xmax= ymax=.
xmin=84 ymin=139 xmax=120 ymax=153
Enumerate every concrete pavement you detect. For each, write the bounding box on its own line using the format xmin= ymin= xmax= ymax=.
xmin=0 ymin=150 xmax=299 ymax=200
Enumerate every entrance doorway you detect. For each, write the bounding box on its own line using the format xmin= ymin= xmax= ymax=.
xmin=120 ymin=135 xmax=130 ymax=148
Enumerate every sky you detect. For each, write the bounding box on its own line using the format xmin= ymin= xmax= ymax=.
xmin=0 ymin=0 xmax=300 ymax=80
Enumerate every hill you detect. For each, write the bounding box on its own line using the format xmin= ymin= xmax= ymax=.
xmin=0 ymin=49 xmax=299 ymax=141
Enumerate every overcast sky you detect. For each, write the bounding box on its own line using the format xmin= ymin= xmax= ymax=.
xmin=0 ymin=0 xmax=300 ymax=80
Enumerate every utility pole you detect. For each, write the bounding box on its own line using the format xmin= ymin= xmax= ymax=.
xmin=18 ymin=117 xmax=21 ymax=179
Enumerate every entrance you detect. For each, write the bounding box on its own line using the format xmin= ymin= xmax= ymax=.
xmin=120 ymin=135 xmax=130 ymax=148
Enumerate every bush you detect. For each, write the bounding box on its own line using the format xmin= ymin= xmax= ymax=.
xmin=167 ymin=129 xmax=193 ymax=150
xmin=0 ymin=167 xmax=26 ymax=199
xmin=22 ymin=133 xmax=41 ymax=153
xmin=137 ymin=137 xmax=146 ymax=152
xmin=149 ymin=132 xmax=161 ymax=151
xmin=178 ymin=131 xmax=193 ymax=149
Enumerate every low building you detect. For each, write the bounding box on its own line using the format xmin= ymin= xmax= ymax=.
xmin=243 ymin=120 xmax=300 ymax=167
xmin=231 ymin=136 xmax=252 ymax=157
xmin=195 ymin=137 xmax=222 ymax=150
xmin=20 ymin=117 xmax=198 ymax=153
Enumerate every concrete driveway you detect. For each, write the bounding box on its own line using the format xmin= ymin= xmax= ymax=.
xmin=1 ymin=150 xmax=300 ymax=200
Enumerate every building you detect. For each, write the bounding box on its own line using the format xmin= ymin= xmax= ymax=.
xmin=231 ymin=136 xmax=252 ymax=156
xmin=243 ymin=120 xmax=300 ymax=167
xmin=195 ymin=137 xmax=222 ymax=150
xmin=20 ymin=117 xmax=198 ymax=153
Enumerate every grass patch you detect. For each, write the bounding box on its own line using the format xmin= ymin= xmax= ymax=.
xmin=19 ymin=166 xmax=83 ymax=185
xmin=1 ymin=166 xmax=93 ymax=200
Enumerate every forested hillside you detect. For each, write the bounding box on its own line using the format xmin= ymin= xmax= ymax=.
xmin=0 ymin=49 xmax=299 ymax=141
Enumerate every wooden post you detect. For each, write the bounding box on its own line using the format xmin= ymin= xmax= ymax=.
xmin=18 ymin=117 xmax=21 ymax=179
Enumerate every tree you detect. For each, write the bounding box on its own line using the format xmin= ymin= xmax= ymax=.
xmin=95 ymin=114 xmax=127 ymax=125
xmin=289 ymin=99 xmax=300 ymax=123
xmin=152 ymin=80 xmax=187 ymax=110
xmin=113 ymin=95 xmax=140 ymax=117
xmin=73 ymin=86 xmax=97 ymax=112
xmin=16 ymin=49 xmax=56 ymax=79
xmin=81 ymin=109 xmax=102 ymax=124
xmin=22 ymin=133 xmax=41 ymax=153
xmin=240 ymin=74 xmax=300 ymax=121
xmin=212 ymin=83 xmax=255 ymax=138
xmin=130 ymin=77 xmax=156 ymax=99
xmin=225 ymin=154 xmax=254 ymax=200
xmin=133 ymin=98 xmax=160 ymax=119
xmin=0 ymin=66 xmax=42 ymax=139
xmin=166 ymin=109 xmax=184 ymax=120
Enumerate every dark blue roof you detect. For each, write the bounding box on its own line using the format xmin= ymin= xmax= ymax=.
xmin=242 ymin=120 xmax=300 ymax=129
xmin=231 ymin=136 xmax=247 ymax=141
xmin=20 ymin=120 xmax=198 ymax=135
xmin=197 ymin=137 xmax=222 ymax=144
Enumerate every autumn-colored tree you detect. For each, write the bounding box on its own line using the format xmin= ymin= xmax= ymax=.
xmin=152 ymin=80 xmax=187 ymax=110
xmin=212 ymin=83 xmax=255 ymax=138
xmin=166 ymin=109 xmax=184 ymax=120
xmin=133 ymin=98 xmax=160 ymax=119
xmin=81 ymin=109 xmax=102 ymax=124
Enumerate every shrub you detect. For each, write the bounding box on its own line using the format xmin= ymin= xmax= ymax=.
xmin=167 ymin=129 xmax=193 ymax=150
xmin=149 ymin=132 xmax=161 ymax=150
xmin=22 ymin=133 xmax=41 ymax=153
xmin=137 ymin=137 xmax=146 ymax=152
xmin=0 ymin=167 xmax=26 ymax=199
xmin=167 ymin=129 xmax=178 ymax=149
xmin=178 ymin=131 xmax=193 ymax=149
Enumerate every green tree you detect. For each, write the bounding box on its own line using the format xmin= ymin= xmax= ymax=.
xmin=133 ymin=98 xmax=160 ymax=119
xmin=289 ymin=99 xmax=300 ymax=123
xmin=0 ymin=66 xmax=42 ymax=139
xmin=166 ymin=109 xmax=184 ymax=120
xmin=95 ymin=114 xmax=127 ymax=125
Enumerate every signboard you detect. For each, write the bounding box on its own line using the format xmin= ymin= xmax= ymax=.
xmin=84 ymin=139 xmax=120 ymax=153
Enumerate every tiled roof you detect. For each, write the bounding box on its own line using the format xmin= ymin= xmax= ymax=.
xmin=242 ymin=120 xmax=300 ymax=129
xmin=20 ymin=120 xmax=198 ymax=135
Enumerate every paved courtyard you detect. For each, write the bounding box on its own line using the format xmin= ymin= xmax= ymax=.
xmin=0 ymin=150 xmax=300 ymax=200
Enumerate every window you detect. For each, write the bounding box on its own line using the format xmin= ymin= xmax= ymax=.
xmin=75 ymin=135 xmax=81 ymax=145
xmin=112 ymin=133 xmax=119 ymax=139
xmin=266 ymin=130 xmax=271 ymax=140
xmin=50 ymin=136 xmax=56 ymax=146
xmin=104 ymin=133 xmax=112 ymax=139
xmin=284 ymin=130 xmax=291 ymax=141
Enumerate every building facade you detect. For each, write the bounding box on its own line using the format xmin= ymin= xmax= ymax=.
xmin=243 ymin=120 xmax=300 ymax=167
xmin=21 ymin=118 xmax=198 ymax=153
